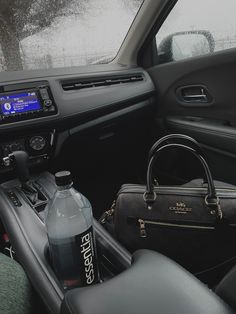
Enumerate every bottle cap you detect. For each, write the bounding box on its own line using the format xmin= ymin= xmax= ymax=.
xmin=55 ymin=171 xmax=73 ymax=187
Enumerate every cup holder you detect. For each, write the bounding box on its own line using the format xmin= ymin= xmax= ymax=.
xmin=44 ymin=233 xmax=127 ymax=292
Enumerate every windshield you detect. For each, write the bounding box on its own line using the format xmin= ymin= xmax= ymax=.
xmin=0 ymin=0 xmax=143 ymax=72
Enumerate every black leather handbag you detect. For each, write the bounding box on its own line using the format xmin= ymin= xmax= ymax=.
xmin=100 ymin=134 xmax=236 ymax=272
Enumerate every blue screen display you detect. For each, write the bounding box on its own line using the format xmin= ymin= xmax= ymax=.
xmin=0 ymin=91 xmax=41 ymax=115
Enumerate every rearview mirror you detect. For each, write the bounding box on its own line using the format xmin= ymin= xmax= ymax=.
xmin=158 ymin=31 xmax=215 ymax=64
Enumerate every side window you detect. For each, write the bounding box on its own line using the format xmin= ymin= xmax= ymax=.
xmin=156 ymin=0 xmax=236 ymax=64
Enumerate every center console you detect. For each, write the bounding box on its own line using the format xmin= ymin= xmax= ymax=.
xmin=0 ymin=171 xmax=132 ymax=313
xmin=0 ymin=81 xmax=58 ymax=173
xmin=0 ymin=130 xmax=55 ymax=173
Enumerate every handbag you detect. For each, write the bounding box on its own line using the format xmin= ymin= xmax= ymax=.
xmin=100 ymin=134 xmax=236 ymax=272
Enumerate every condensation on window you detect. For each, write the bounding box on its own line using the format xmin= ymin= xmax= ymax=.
xmin=0 ymin=0 xmax=143 ymax=72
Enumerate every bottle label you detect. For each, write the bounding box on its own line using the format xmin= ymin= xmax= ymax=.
xmin=49 ymin=226 xmax=99 ymax=289
xmin=75 ymin=226 xmax=99 ymax=286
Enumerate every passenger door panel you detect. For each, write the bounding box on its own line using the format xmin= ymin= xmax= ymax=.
xmin=147 ymin=49 xmax=236 ymax=184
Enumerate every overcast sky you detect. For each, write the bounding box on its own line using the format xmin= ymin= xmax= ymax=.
xmin=157 ymin=0 xmax=236 ymax=41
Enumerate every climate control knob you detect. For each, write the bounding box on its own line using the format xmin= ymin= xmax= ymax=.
xmin=44 ymin=99 xmax=52 ymax=107
xmin=29 ymin=136 xmax=46 ymax=151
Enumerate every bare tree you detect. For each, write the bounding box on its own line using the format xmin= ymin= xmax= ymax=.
xmin=121 ymin=0 xmax=143 ymax=13
xmin=0 ymin=0 xmax=84 ymax=71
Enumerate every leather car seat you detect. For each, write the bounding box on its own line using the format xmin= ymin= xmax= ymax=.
xmin=61 ymin=250 xmax=234 ymax=314
xmin=216 ymin=261 xmax=236 ymax=311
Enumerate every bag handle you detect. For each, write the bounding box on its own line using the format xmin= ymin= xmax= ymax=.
xmin=148 ymin=133 xmax=208 ymax=186
xmin=148 ymin=134 xmax=205 ymax=161
xmin=144 ymin=143 xmax=223 ymax=219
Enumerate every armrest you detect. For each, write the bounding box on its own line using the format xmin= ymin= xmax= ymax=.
xmin=61 ymin=250 xmax=233 ymax=314
xmin=216 ymin=264 xmax=236 ymax=311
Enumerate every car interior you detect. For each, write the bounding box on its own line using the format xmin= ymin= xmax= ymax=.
xmin=1 ymin=0 xmax=236 ymax=313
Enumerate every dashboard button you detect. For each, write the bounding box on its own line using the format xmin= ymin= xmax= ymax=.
xmin=40 ymin=88 xmax=50 ymax=100
xmin=6 ymin=191 xmax=22 ymax=207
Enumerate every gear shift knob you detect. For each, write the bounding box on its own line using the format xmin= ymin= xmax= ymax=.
xmin=9 ymin=151 xmax=30 ymax=183
xmin=6 ymin=151 xmax=40 ymax=205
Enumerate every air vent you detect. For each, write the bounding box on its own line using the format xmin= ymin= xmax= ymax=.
xmin=61 ymin=74 xmax=144 ymax=91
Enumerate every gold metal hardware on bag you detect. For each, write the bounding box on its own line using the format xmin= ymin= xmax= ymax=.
xmin=143 ymin=191 xmax=157 ymax=211
xmin=217 ymin=203 xmax=223 ymax=220
xmin=154 ymin=179 xmax=159 ymax=186
xmin=204 ymin=195 xmax=223 ymax=220
xmin=137 ymin=219 xmax=215 ymax=231
xmin=137 ymin=218 xmax=215 ymax=238
xmin=100 ymin=200 xmax=116 ymax=224
xmin=138 ymin=219 xmax=147 ymax=238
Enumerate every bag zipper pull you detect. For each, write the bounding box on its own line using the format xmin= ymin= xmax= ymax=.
xmin=138 ymin=219 xmax=147 ymax=238
xmin=109 ymin=200 xmax=116 ymax=214
xmin=216 ymin=202 xmax=223 ymax=220
xmin=100 ymin=200 xmax=116 ymax=224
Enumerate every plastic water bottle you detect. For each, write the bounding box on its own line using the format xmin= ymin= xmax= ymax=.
xmin=46 ymin=171 xmax=99 ymax=290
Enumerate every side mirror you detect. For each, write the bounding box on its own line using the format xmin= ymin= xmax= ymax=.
xmin=158 ymin=30 xmax=215 ymax=64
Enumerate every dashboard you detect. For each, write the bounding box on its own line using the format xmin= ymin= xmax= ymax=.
xmin=0 ymin=65 xmax=155 ymax=173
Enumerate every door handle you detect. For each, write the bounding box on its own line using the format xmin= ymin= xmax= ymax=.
xmin=176 ymin=85 xmax=212 ymax=105
xmin=182 ymin=89 xmax=208 ymax=103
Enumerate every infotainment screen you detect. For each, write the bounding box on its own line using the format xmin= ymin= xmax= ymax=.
xmin=0 ymin=91 xmax=42 ymax=115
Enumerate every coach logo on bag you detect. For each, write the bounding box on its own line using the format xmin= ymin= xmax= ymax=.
xmin=169 ymin=202 xmax=192 ymax=214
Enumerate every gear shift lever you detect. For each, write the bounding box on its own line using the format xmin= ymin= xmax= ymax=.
xmin=8 ymin=151 xmax=38 ymax=204
xmin=9 ymin=151 xmax=30 ymax=183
